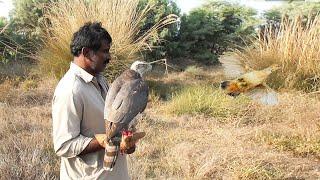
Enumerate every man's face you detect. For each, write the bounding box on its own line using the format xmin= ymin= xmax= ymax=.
xmin=87 ymin=40 xmax=111 ymax=74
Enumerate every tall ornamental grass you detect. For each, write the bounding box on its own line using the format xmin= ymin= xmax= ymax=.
xmin=36 ymin=0 xmax=177 ymax=80
xmin=235 ymin=14 xmax=320 ymax=92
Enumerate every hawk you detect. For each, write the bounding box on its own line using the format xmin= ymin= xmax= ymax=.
xmin=103 ymin=61 xmax=152 ymax=170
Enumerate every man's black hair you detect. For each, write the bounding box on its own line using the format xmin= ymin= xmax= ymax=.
xmin=70 ymin=22 xmax=112 ymax=57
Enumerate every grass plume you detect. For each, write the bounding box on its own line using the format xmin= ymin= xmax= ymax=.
xmin=36 ymin=0 xmax=177 ymax=80
xmin=235 ymin=14 xmax=320 ymax=92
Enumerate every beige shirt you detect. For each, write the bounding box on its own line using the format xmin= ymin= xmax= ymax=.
xmin=52 ymin=63 xmax=129 ymax=180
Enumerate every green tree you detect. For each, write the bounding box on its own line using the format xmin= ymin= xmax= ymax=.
xmin=1 ymin=0 xmax=54 ymax=63
xmin=204 ymin=0 xmax=258 ymax=46
xmin=10 ymin=0 xmax=51 ymax=40
xmin=178 ymin=9 xmax=223 ymax=64
xmin=0 ymin=17 xmax=23 ymax=64
xmin=138 ymin=0 xmax=180 ymax=60
xmin=173 ymin=0 xmax=257 ymax=64
xmin=0 ymin=17 xmax=8 ymax=63
xmin=263 ymin=9 xmax=282 ymax=22
xmin=282 ymin=1 xmax=320 ymax=17
xmin=0 ymin=17 xmax=6 ymax=29
xmin=263 ymin=2 xmax=320 ymax=22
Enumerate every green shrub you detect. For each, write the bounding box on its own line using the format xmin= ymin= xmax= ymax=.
xmin=163 ymin=85 xmax=250 ymax=119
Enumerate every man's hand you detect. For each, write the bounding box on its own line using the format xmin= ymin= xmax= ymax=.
xmin=94 ymin=134 xmax=107 ymax=148
xmin=95 ymin=132 xmax=145 ymax=154
xmin=79 ymin=137 xmax=105 ymax=156
xmin=120 ymin=131 xmax=145 ymax=154
xmin=123 ymin=145 xmax=136 ymax=154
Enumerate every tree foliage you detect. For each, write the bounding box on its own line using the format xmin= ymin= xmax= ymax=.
xmin=263 ymin=9 xmax=282 ymax=22
xmin=177 ymin=9 xmax=222 ymax=64
xmin=0 ymin=17 xmax=9 ymax=63
xmin=171 ymin=0 xmax=257 ymax=64
xmin=0 ymin=0 xmax=53 ymax=64
xmin=3 ymin=0 xmax=261 ymax=67
xmin=263 ymin=2 xmax=320 ymax=22
xmin=10 ymin=0 xmax=51 ymax=40
xmin=138 ymin=0 xmax=180 ymax=61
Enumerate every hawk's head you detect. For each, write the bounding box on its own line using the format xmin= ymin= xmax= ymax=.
xmin=130 ymin=61 xmax=152 ymax=77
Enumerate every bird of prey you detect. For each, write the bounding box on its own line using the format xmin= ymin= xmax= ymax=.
xmin=103 ymin=60 xmax=152 ymax=171
xmin=220 ymin=64 xmax=280 ymax=97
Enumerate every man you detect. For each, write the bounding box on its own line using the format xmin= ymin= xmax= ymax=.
xmin=52 ymin=22 xmax=130 ymax=180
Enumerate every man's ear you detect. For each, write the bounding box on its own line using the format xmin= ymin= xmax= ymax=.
xmin=81 ymin=47 xmax=91 ymax=58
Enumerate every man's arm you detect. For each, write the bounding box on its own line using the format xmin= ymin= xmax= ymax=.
xmin=79 ymin=138 xmax=104 ymax=155
xmin=53 ymin=89 xmax=103 ymax=158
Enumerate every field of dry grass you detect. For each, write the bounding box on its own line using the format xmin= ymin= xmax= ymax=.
xmin=1 ymin=64 xmax=319 ymax=179
xmin=0 ymin=77 xmax=59 ymax=179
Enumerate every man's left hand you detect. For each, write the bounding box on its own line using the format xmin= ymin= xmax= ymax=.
xmin=122 ymin=145 xmax=136 ymax=154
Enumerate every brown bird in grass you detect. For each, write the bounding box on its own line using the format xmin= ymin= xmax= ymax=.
xmin=220 ymin=64 xmax=280 ymax=96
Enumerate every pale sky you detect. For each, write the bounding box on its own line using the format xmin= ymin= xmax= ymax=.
xmin=175 ymin=0 xmax=206 ymax=14
xmin=237 ymin=0 xmax=284 ymax=14
xmin=175 ymin=0 xmax=284 ymax=15
xmin=0 ymin=0 xmax=285 ymax=18
xmin=0 ymin=0 xmax=14 ymax=18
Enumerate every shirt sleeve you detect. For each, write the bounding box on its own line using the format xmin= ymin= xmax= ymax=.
xmin=52 ymin=87 xmax=93 ymax=158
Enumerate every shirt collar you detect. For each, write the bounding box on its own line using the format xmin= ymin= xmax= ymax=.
xmin=70 ymin=62 xmax=94 ymax=83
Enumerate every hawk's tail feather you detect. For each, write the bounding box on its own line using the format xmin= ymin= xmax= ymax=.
xmin=103 ymin=141 xmax=119 ymax=171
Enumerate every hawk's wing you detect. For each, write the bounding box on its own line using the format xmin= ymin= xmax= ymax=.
xmin=105 ymin=78 xmax=148 ymax=139
xmin=104 ymin=77 xmax=123 ymax=113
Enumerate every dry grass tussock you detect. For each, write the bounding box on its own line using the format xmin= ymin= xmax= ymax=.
xmin=36 ymin=0 xmax=177 ymax=80
xmin=1 ymin=64 xmax=320 ymax=179
xmin=235 ymin=14 xmax=320 ymax=92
